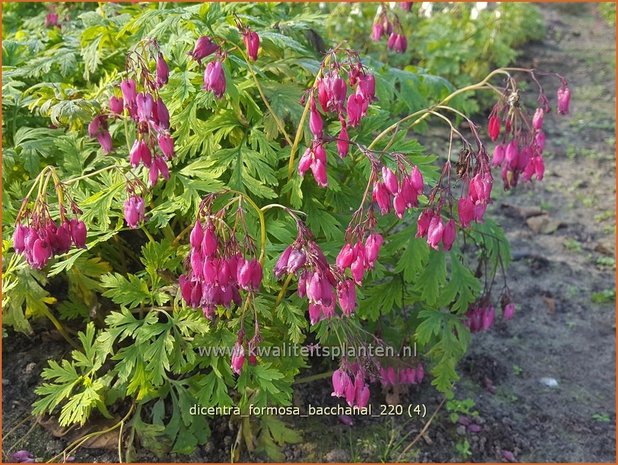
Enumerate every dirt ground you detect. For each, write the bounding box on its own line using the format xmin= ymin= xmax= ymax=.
xmin=2 ymin=3 xmax=615 ymax=463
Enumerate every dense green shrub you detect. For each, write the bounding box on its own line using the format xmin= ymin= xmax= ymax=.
xmin=2 ymin=2 xmax=566 ymax=461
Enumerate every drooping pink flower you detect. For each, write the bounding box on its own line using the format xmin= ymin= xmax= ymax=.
xmin=347 ymin=93 xmax=364 ymax=127
xmin=158 ymin=133 xmax=174 ymax=159
xmin=310 ymin=158 xmax=328 ymax=188
xmin=364 ymin=233 xmax=383 ymax=267
xmin=458 ymin=197 xmax=475 ymax=228
xmin=557 ymin=84 xmax=571 ymax=115
xmin=109 ymin=95 xmax=124 ymax=114
xmin=382 ymin=166 xmax=399 ymax=195
xmin=231 ymin=341 xmax=245 ymax=375
xmin=492 ymin=144 xmax=505 ymax=166
xmin=120 ymin=79 xmax=137 ymax=109
xmin=354 ymin=377 xmax=370 ymax=408
xmin=202 ymin=223 xmax=218 ymax=257
xmin=156 ymin=53 xmax=169 ymax=88
xmin=332 ymin=369 xmax=351 ymax=397
xmin=243 ymin=30 xmax=260 ymax=61
xmin=123 ymin=195 xmax=145 ymax=229
xmin=371 ymin=22 xmax=384 ymax=41
xmin=136 ymin=93 xmax=154 ymax=122
xmin=337 ymin=124 xmax=349 ymax=158
xmin=13 ymin=224 xmax=28 ymax=253
xmin=203 ymin=60 xmax=226 ymax=98
xmin=309 ymin=100 xmax=323 ymax=138
xmin=442 ymin=219 xmax=456 ymax=251
xmin=426 ymin=215 xmax=444 ymax=250
xmin=416 ymin=209 xmax=432 ymax=238
xmin=503 ymin=303 xmax=516 ymax=320
xmin=190 ymin=36 xmax=219 ymax=63
xmin=336 ymin=243 xmax=356 ymax=269
xmin=69 ymin=219 xmax=87 ymax=248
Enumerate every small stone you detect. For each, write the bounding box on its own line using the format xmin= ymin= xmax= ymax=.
xmin=526 ymin=215 xmax=562 ymax=234
xmin=325 ymin=448 xmax=350 ymax=462
xmin=540 ymin=377 xmax=559 ymax=388
xmin=456 ymin=425 xmax=467 ymax=435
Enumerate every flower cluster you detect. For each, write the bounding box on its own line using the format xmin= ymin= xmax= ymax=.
xmin=231 ymin=330 xmax=259 ymax=375
xmin=489 ymin=77 xmax=570 ymax=190
xmin=331 ymin=368 xmax=371 ymax=408
xmin=179 ymin=197 xmax=263 ymax=319
xmin=379 ymin=362 xmax=424 ymax=387
xmin=274 ymin=220 xmax=357 ymax=324
xmin=298 ymin=51 xmax=376 ymax=187
xmin=91 ymin=40 xmax=174 ymax=193
xmin=371 ymin=6 xmax=408 ymax=53
xmin=13 ymin=180 xmax=86 ymax=269
xmin=190 ymin=36 xmax=226 ymax=97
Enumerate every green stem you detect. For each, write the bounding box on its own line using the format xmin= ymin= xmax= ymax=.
xmin=40 ymin=307 xmax=78 ymax=349
xmin=294 ymin=370 xmax=333 ymax=384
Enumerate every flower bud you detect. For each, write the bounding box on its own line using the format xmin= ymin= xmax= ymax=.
xmin=503 ymin=303 xmax=516 ymax=320
xmin=31 ymin=239 xmax=52 ymax=269
xmin=488 ymin=114 xmax=501 ymax=141
xmin=372 ymin=182 xmax=391 ymax=215
xmin=298 ymin=147 xmax=313 ymax=176
xmin=393 ymin=193 xmax=406 ymax=218
xmin=231 ymin=342 xmax=245 ymax=375
xmin=156 ymin=53 xmax=169 ymax=88
xmin=416 ymin=209 xmax=432 ymax=238
xmin=13 ymin=224 xmax=28 ymax=253
xmin=190 ymin=220 xmax=203 ymax=249
xmin=350 ymin=255 xmax=365 ymax=284
xmin=532 ymin=107 xmax=544 ymax=130
xmin=309 ymin=100 xmax=323 ymax=138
